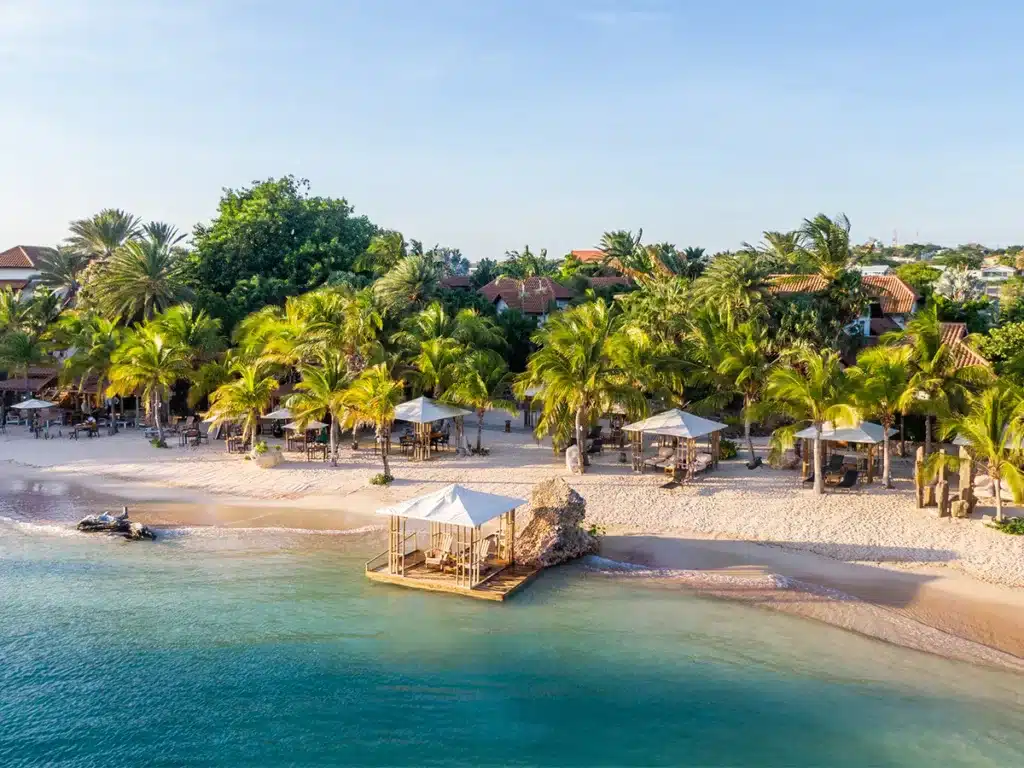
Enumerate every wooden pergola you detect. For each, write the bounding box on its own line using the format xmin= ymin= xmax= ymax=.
xmin=623 ymin=409 xmax=727 ymax=481
xmin=794 ymin=422 xmax=895 ymax=484
xmin=393 ymin=396 xmax=471 ymax=461
xmin=365 ymin=484 xmax=539 ymax=600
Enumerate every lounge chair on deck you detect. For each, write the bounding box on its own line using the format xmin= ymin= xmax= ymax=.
xmin=833 ymin=469 xmax=859 ymax=491
xmin=424 ymin=533 xmax=454 ymax=569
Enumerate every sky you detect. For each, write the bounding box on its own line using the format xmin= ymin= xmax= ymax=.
xmin=2 ymin=0 xmax=1024 ymax=260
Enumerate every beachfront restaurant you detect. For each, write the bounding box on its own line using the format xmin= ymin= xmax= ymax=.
xmin=364 ymin=484 xmax=539 ymax=601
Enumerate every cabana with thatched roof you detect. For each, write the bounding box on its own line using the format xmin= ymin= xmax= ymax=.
xmin=364 ymin=484 xmax=539 ymax=600
xmin=622 ymin=409 xmax=728 ymax=480
xmin=393 ymin=396 xmax=471 ymax=460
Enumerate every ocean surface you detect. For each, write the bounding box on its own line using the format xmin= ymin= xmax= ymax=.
xmin=1 ymin=481 xmax=1023 ymax=767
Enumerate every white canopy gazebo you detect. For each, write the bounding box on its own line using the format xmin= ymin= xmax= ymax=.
xmin=263 ymin=407 xmax=292 ymax=420
xmin=622 ymin=409 xmax=728 ymax=479
xmin=794 ymin=421 xmax=896 ymax=483
xmin=393 ymin=396 xmax=472 ymax=460
xmin=365 ymin=484 xmax=528 ymax=594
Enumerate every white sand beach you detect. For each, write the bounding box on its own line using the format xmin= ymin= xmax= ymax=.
xmin=3 ymin=412 xmax=1024 ymax=664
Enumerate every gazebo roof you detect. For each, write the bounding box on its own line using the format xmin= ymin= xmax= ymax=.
xmin=794 ymin=422 xmax=896 ymax=444
xmin=622 ymin=409 xmax=728 ymax=439
xmin=375 ymin=484 xmax=525 ymax=528
xmin=284 ymin=419 xmax=326 ymax=431
xmin=264 ymin=408 xmax=292 ymax=420
xmin=13 ymin=398 xmax=56 ymax=409
xmin=394 ymin=396 xmax=471 ymax=424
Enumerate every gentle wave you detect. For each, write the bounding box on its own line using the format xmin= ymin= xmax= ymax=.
xmin=0 ymin=515 xmax=87 ymax=538
xmin=581 ymin=555 xmax=789 ymax=589
xmin=146 ymin=524 xmax=385 ymax=539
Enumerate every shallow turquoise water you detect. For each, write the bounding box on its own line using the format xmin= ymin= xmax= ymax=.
xmin=1 ymin=518 xmax=1023 ymax=767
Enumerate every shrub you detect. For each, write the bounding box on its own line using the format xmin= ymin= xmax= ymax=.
xmin=990 ymin=517 xmax=1024 ymax=535
xmin=253 ymin=440 xmax=269 ymax=455
xmin=150 ymin=438 xmax=168 ymax=449
xmin=719 ymin=438 xmax=738 ymax=460
xmin=370 ymin=473 xmax=394 ymax=486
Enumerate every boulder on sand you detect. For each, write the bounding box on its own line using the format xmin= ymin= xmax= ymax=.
xmin=77 ymin=507 xmax=156 ymax=540
xmin=515 ymin=478 xmax=598 ymax=568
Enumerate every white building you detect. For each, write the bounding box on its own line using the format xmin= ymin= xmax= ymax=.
xmin=0 ymin=245 xmax=48 ymax=295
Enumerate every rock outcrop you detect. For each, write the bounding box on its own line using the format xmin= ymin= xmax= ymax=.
xmin=77 ymin=508 xmax=156 ymax=540
xmin=515 ymin=478 xmax=598 ymax=567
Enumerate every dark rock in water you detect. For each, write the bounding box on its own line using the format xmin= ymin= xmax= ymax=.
xmin=515 ymin=477 xmax=598 ymax=567
xmin=77 ymin=507 xmax=156 ymax=540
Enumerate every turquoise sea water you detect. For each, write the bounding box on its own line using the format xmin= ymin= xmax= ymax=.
xmin=2 ymin=511 xmax=1024 ymax=767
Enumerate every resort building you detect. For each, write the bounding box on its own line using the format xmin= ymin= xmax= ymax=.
xmin=0 ymin=245 xmax=48 ymax=295
xmin=478 ymin=276 xmax=574 ymax=321
xmin=977 ymin=264 xmax=1017 ymax=300
xmin=768 ymin=274 xmax=920 ymax=339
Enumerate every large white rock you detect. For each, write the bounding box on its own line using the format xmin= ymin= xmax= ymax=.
xmin=515 ymin=478 xmax=599 ymax=568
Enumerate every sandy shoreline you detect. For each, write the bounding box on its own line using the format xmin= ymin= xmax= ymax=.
xmin=2 ymin=416 xmax=1023 ymax=671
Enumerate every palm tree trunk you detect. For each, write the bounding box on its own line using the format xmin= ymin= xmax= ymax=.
xmin=994 ymin=476 xmax=1004 ymax=522
xmin=744 ymin=395 xmax=755 ymax=462
xmin=925 ymin=415 xmax=932 ymax=455
xmin=476 ymin=409 xmax=484 ymax=453
xmin=899 ymin=413 xmax=905 ymax=457
xmin=330 ymin=421 xmax=339 ymax=466
xmin=883 ymin=426 xmax=893 ymax=489
xmin=378 ymin=424 xmax=391 ymax=477
xmin=575 ymin=408 xmax=587 ymax=474
xmin=813 ymin=429 xmax=824 ymax=495
xmin=154 ymin=389 xmax=164 ymax=443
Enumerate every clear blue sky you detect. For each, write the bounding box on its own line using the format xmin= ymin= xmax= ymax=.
xmin=3 ymin=0 xmax=1023 ymax=259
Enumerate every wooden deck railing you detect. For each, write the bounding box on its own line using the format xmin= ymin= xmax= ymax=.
xmin=365 ymin=532 xmax=418 ymax=573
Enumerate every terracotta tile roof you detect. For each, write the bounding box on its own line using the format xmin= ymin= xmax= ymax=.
xmin=571 ymin=249 xmax=604 ymax=263
xmin=862 ymin=275 xmax=918 ymax=315
xmin=768 ymin=274 xmax=918 ymax=315
xmin=937 ymin=322 xmax=990 ymax=368
xmin=0 ymin=245 xmax=52 ymax=268
xmin=586 ymin=276 xmax=633 ymax=289
xmin=479 ymin=276 xmax=575 ymax=315
xmin=441 ymin=276 xmax=473 ymax=289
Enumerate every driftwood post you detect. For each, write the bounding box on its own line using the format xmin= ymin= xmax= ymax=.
xmin=914 ymin=446 xmax=925 ymax=509
xmin=866 ymin=445 xmax=874 ymax=484
xmin=801 ymin=439 xmax=810 ymax=480
xmin=958 ymin=446 xmax=975 ymax=513
xmin=936 ymin=479 xmax=950 ymax=517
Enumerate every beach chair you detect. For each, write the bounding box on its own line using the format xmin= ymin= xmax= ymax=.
xmin=424 ymin=533 xmax=454 ymax=569
xmin=475 ymin=537 xmax=493 ymax=573
xmin=833 ymin=469 xmax=859 ymax=491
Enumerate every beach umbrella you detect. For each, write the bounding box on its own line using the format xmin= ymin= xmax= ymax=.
xmin=393 ymin=396 xmax=471 ymax=424
xmin=14 ymin=398 xmax=56 ymax=410
xmin=283 ymin=420 xmax=327 ymax=431
xmin=263 ymin=408 xmax=292 ymax=420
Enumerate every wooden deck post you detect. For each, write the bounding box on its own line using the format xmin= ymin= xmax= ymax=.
xmin=866 ymin=445 xmax=874 ymax=484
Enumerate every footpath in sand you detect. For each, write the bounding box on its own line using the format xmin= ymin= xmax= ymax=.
xmin=3 ymin=412 xmax=1024 ymax=665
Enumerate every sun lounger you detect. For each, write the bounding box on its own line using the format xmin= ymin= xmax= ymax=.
xmin=833 ymin=469 xmax=859 ymax=491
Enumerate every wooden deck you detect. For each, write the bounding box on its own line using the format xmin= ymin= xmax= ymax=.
xmin=365 ymin=560 xmax=542 ymax=602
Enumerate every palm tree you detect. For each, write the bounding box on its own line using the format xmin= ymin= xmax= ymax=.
xmin=888 ymin=304 xmax=991 ymax=453
xmin=141 ymin=221 xmax=187 ymax=250
xmin=0 ymin=287 xmax=33 ymax=334
xmin=392 ymin=302 xmax=504 ymax=352
xmin=151 ymin=304 xmax=224 ymax=364
xmin=287 ymin=351 xmax=350 ymax=465
xmin=66 ymin=209 xmax=141 ymax=262
xmin=412 ymin=337 xmax=462 ymax=398
xmin=354 ymin=230 xmax=408 ymax=276
xmin=691 ymin=251 xmax=771 ymax=329
xmin=92 ymin=239 xmax=191 ymax=321
xmin=107 ymin=328 xmax=191 ymax=442
xmin=373 ymin=254 xmax=441 ymax=315
xmin=342 ymin=363 xmax=405 ymax=479
xmin=938 ymin=385 xmax=1024 ymax=522
xmin=747 ymin=230 xmax=806 ymax=271
xmin=800 ymin=213 xmax=854 ymax=281
xmin=718 ymin=322 xmax=777 ymax=462
xmin=444 ymin=349 xmax=516 ymax=452
xmin=609 ymin=324 xmax=689 ymax=409
xmin=59 ymin=314 xmax=123 ymax=408
xmin=516 ymin=301 xmax=643 ymax=473
xmin=766 ymin=348 xmax=859 ymax=495
xmin=847 ymin=345 xmax=913 ymax=488
xmin=35 ymin=246 xmax=88 ymax=306
xmin=0 ymin=331 xmax=48 ymax=397
xmin=205 ymin=360 xmax=280 ymax=449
